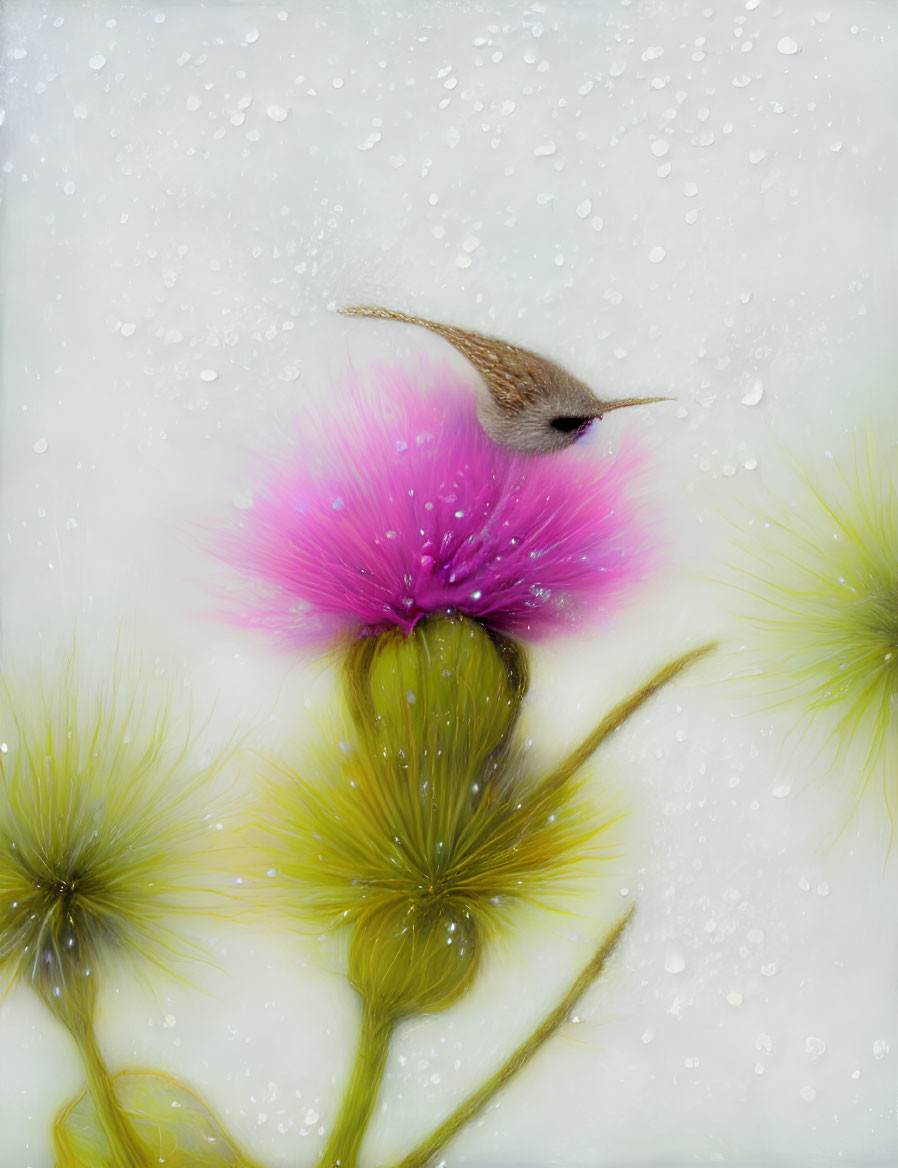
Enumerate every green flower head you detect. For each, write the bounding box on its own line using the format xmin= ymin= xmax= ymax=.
xmin=0 ymin=665 xmax=230 ymax=1034
xmin=258 ymin=614 xmax=620 ymax=1020
xmin=732 ymin=436 xmax=898 ymax=815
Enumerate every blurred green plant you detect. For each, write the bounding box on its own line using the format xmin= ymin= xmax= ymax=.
xmin=257 ymin=614 xmax=711 ymax=1167
xmin=0 ymin=663 xmax=260 ymax=1168
xmin=731 ymin=436 xmax=898 ymax=820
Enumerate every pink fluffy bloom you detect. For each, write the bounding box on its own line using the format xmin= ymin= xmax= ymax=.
xmin=220 ymin=363 xmax=654 ymax=646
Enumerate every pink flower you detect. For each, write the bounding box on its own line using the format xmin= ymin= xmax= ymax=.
xmin=218 ymin=362 xmax=653 ymax=647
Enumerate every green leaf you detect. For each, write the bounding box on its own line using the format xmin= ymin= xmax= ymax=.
xmin=54 ymin=1071 xmax=262 ymax=1168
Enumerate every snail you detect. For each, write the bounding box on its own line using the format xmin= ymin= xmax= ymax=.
xmin=341 ymin=304 xmax=668 ymax=454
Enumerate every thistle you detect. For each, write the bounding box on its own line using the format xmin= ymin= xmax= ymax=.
xmin=217 ymin=361 xmax=653 ymax=649
xmin=0 ymin=666 xmax=248 ymax=1167
xmin=258 ymin=614 xmax=710 ymax=1167
xmin=730 ymin=436 xmax=898 ymax=817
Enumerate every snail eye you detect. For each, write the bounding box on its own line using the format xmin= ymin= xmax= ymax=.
xmin=550 ymin=416 xmax=593 ymax=435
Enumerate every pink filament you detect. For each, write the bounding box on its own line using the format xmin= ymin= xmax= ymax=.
xmin=220 ymin=363 xmax=654 ymax=646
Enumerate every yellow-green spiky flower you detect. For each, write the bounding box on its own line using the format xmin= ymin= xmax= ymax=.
xmin=0 ymin=664 xmax=235 ymax=1167
xmin=257 ymin=613 xmax=709 ymax=1168
xmin=731 ymin=436 xmax=898 ymax=815
xmin=259 ymin=616 xmax=609 ymax=1013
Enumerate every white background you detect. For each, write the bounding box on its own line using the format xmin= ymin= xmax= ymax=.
xmin=1 ymin=1 xmax=897 ymax=1165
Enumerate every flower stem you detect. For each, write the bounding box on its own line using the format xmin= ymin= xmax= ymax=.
xmin=389 ymin=907 xmax=635 ymax=1168
xmin=74 ymin=1022 xmax=152 ymax=1167
xmin=542 ymin=643 xmax=716 ymax=796
xmin=317 ymin=999 xmax=396 ymax=1168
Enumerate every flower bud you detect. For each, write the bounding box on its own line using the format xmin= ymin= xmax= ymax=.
xmin=344 ymin=612 xmax=527 ymax=768
xmin=348 ymin=897 xmax=481 ymax=1019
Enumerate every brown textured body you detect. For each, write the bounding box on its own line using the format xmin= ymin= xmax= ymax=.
xmin=341 ymin=304 xmax=667 ymax=454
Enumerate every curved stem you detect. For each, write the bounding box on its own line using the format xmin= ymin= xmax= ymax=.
xmin=74 ymin=1022 xmax=151 ymax=1167
xmin=540 ymin=644 xmax=716 ymax=797
xmin=390 ymin=907 xmax=635 ymax=1168
xmin=316 ymin=999 xmax=395 ymax=1168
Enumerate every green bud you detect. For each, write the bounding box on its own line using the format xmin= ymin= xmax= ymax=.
xmin=343 ymin=612 xmax=528 ymax=770
xmin=348 ymin=897 xmax=482 ymax=1019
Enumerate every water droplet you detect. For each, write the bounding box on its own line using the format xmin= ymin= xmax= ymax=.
xmin=534 ymin=141 xmax=557 ymax=157
xmin=576 ymin=198 xmax=592 ymax=219
xmin=648 ymin=246 xmax=666 ymax=263
xmin=641 ymin=1028 xmax=655 ymax=1044
xmin=741 ymin=380 xmax=764 ymax=406
xmin=267 ymin=104 xmax=289 ymax=122
xmin=455 ymin=254 xmax=472 ymax=269
xmin=771 ymin=782 xmax=791 ymax=798
xmin=500 ymin=99 xmax=516 ymax=115
xmin=804 ymin=1036 xmax=826 ymax=1059
xmin=727 ymin=991 xmax=744 ymax=1007
xmin=280 ymin=365 xmax=301 ymax=382
xmin=88 ymin=54 xmax=107 ymax=71
xmin=651 ymin=139 xmax=669 ymax=157
xmin=664 ymin=952 xmax=686 ymax=974
xmin=683 ymin=182 xmax=698 ymax=197
xmin=777 ymin=36 xmax=801 ymax=55
xmin=358 ymin=130 xmax=382 ymax=151
xmin=32 ymin=438 xmax=48 ymax=454
xmin=873 ymin=1039 xmax=890 ymax=1059
xmin=245 ymin=28 xmax=260 ymax=44
xmin=799 ymin=1086 xmax=817 ymax=1103
xmin=121 ymin=321 xmax=136 ymax=337
xmin=199 ymin=369 xmax=218 ymax=382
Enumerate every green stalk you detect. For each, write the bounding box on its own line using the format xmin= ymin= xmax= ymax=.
xmin=541 ymin=644 xmax=716 ymax=796
xmin=72 ymin=1020 xmax=151 ymax=1167
xmin=40 ymin=970 xmax=150 ymax=1168
xmin=390 ymin=907 xmax=635 ymax=1168
xmin=317 ymin=999 xmax=396 ymax=1168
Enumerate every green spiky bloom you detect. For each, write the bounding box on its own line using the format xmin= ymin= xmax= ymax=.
xmin=258 ymin=616 xmax=709 ymax=1168
xmin=0 ymin=666 xmax=238 ymax=1167
xmin=259 ymin=613 xmax=693 ymax=1168
xmin=733 ymin=436 xmax=898 ymax=812
xmin=260 ymin=615 xmax=611 ymax=1016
